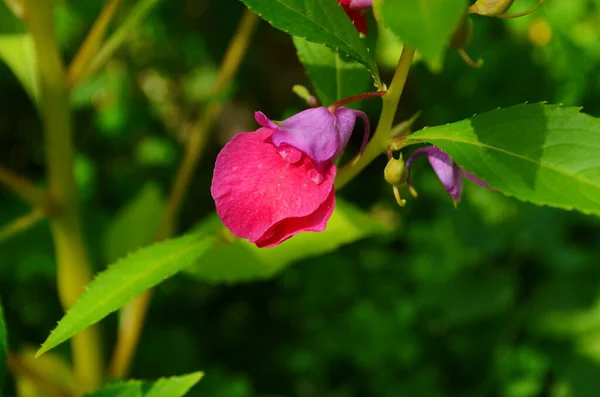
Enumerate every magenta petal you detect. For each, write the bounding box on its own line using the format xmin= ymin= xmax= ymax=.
xmin=270 ymin=107 xmax=341 ymax=167
xmin=255 ymin=189 xmax=335 ymax=248
xmin=211 ymin=127 xmax=336 ymax=245
xmin=255 ymin=111 xmax=278 ymax=129
xmin=463 ymin=169 xmax=491 ymax=189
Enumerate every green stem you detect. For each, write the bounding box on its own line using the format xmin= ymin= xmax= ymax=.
xmin=335 ymin=45 xmax=416 ymax=189
xmin=23 ymin=0 xmax=102 ymax=392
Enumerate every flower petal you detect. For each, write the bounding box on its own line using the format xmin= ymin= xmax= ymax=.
xmin=406 ymin=146 xmax=463 ymax=202
xmin=463 ymin=169 xmax=491 ymax=189
xmin=255 ymin=189 xmax=335 ymax=248
xmin=334 ymin=107 xmax=370 ymax=155
xmin=211 ymin=127 xmax=336 ymax=244
xmin=270 ymin=107 xmax=351 ymax=168
xmin=254 ymin=111 xmax=278 ymax=129
xmin=348 ymin=0 xmax=372 ymax=9
xmin=340 ymin=6 xmax=368 ymax=34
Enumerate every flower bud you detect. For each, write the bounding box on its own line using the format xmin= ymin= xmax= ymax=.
xmin=469 ymin=0 xmax=515 ymax=16
xmin=384 ymin=154 xmax=408 ymax=187
xmin=469 ymin=0 xmax=544 ymax=19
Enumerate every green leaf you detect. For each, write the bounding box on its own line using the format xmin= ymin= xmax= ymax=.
xmin=84 ymin=381 xmax=143 ymax=397
xmin=293 ymin=37 xmax=372 ymax=107
xmin=376 ymin=0 xmax=466 ymax=68
xmin=240 ymin=0 xmax=380 ymax=84
xmin=0 ymin=299 xmax=7 ymax=394
xmin=37 ymin=234 xmax=214 ymax=356
xmin=0 ymin=2 xmax=39 ymax=104
xmin=103 ymin=182 xmax=164 ymax=263
xmin=84 ymin=373 xmax=203 ymax=397
xmin=406 ymin=103 xmax=600 ymax=216
xmin=144 ymin=372 xmax=203 ymax=397
xmin=0 ymin=34 xmax=39 ymax=104
xmin=187 ymin=199 xmax=389 ymax=283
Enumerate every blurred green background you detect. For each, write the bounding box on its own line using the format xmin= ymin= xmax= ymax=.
xmin=2 ymin=0 xmax=600 ymax=396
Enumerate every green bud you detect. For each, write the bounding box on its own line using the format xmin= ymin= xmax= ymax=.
xmin=384 ymin=154 xmax=408 ymax=187
xmin=292 ymin=85 xmax=319 ymax=107
xmin=469 ymin=0 xmax=515 ymax=17
xmin=469 ymin=0 xmax=543 ymax=19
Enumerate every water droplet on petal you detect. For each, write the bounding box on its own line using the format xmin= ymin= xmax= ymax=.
xmin=308 ymin=169 xmax=325 ymax=184
xmin=277 ymin=144 xmax=303 ymax=164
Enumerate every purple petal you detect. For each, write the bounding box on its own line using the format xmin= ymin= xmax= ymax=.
xmin=406 ymin=146 xmax=464 ymax=202
xmin=463 ymin=169 xmax=491 ymax=189
xmin=335 ymin=107 xmax=370 ymax=155
xmin=270 ymin=107 xmax=339 ymax=167
xmin=269 ymin=106 xmax=363 ymax=168
xmin=254 ymin=111 xmax=278 ymax=129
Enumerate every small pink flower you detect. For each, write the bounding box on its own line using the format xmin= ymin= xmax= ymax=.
xmin=211 ymin=107 xmax=369 ymax=247
xmin=337 ymin=0 xmax=372 ymax=35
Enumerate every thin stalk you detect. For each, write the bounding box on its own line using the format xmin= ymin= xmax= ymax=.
xmin=68 ymin=0 xmax=124 ymax=87
xmin=0 ymin=166 xmax=47 ymax=207
xmin=83 ymin=0 xmax=163 ymax=86
xmin=108 ymin=9 xmax=260 ymax=378
xmin=22 ymin=0 xmax=102 ymax=392
xmin=0 ymin=208 xmax=45 ymax=242
xmin=335 ymin=45 xmax=416 ymax=189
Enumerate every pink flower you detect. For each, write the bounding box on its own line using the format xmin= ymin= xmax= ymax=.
xmin=337 ymin=0 xmax=372 ymax=35
xmin=211 ymin=107 xmax=369 ymax=248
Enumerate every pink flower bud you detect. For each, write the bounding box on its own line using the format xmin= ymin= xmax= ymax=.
xmin=337 ymin=0 xmax=372 ymax=34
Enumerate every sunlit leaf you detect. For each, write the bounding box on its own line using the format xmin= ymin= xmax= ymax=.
xmin=0 ymin=34 xmax=39 ymax=104
xmin=293 ymin=37 xmax=372 ymax=107
xmin=240 ymin=0 xmax=380 ymax=83
xmin=186 ymin=199 xmax=390 ymax=283
xmin=144 ymin=372 xmax=203 ymax=397
xmin=38 ymin=234 xmax=214 ymax=356
xmin=83 ymin=373 xmax=203 ymax=397
xmin=406 ymin=103 xmax=600 ymax=216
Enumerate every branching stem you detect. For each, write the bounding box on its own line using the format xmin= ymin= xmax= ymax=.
xmin=335 ymin=45 xmax=416 ymax=189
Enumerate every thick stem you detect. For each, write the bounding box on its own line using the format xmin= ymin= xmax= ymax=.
xmin=108 ymin=9 xmax=260 ymax=379
xmin=335 ymin=45 xmax=416 ymax=189
xmin=23 ymin=0 xmax=102 ymax=392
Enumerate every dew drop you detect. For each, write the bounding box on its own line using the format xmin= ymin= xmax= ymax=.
xmin=308 ymin=169 xmax=325 ymax=184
